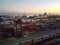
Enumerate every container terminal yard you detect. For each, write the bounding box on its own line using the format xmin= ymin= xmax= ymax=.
xmin=0 ymin=13 xmax=60 ymax=45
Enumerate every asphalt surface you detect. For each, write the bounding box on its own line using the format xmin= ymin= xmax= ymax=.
xmin=0 ymin=29 xmax=60 ymax=45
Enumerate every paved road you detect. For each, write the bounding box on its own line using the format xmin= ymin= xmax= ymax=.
xmin=0 ymin=29 xmax=60 ymax=45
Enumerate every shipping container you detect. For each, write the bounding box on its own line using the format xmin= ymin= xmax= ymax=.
xmin=0 ymin=32 xmax=5 ymax=40
xmin=35 ymin=26 xmax=41 ymax=32
xmin=55 ymin=38 xmax=60 ymax=43
xmin=20 ymin=26 xmax=29 ymax=33
xmin=14 ymin=28 xmax=20 ymax=32
xmin=55 ymin=38 xmax=60 ymax=45
xmin=29 ymin=25 xmax=35 ymax=32
xmin=35 ymin=26 xmax=40 ymax=30
xmin=14 ymin=27 xmax=24 ymax=38
xmin=0 ymin=25 xmax=5 ymax=39
xmin=4 ymin=28 xmax=15 ymax=38
xmin=4 ymin=32 xmax=13 ymax=37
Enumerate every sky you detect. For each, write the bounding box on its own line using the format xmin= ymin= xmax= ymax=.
xmin=0 ymin=0 xmax=60 ymax=14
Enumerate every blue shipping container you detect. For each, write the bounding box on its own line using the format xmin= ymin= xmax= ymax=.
xmin=55 ymin=38 xmax=60 ymax=43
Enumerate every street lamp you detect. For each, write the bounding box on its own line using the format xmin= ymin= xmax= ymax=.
xmin=15 ymin=20 xmax=18 ymax=39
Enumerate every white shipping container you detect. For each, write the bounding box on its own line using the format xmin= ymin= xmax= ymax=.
xmin=5 ymin=21 xmax=11 ymax=24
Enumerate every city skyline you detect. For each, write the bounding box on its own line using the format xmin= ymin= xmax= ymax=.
xmin=0 ymin=0 xmax=60 ymax=14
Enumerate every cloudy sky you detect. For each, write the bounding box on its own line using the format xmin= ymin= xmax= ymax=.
xmin=0 ymin=0 xmax=60 ymax=14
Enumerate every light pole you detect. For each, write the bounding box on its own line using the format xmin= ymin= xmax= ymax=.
xmin=15 ymin=21 xmax=18 ymax=39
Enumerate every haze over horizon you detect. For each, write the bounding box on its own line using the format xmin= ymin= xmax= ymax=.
xmin=0 ymin=0 xmax=60 ymax=14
